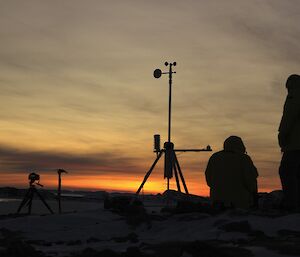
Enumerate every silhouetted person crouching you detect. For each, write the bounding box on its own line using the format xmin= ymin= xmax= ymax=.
xmin=278 ymin=74 xmax=300 ymax=211
xmin=205 ymin=136 xmax=258 ymax=209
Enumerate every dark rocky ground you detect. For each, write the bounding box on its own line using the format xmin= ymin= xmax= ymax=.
xmin=1 ymin=226 xmax=300 ymax=257
xmin=0 ymin=190 xmax=299 ymax=257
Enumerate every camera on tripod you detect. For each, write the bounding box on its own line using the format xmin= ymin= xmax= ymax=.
xmin=28 ymin=172 xmax=43 ymax=187
xmin=17 ymin=171 xmax=53 ymax=214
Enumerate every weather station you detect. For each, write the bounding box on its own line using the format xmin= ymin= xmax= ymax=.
xmin=136 ymin=62 xmax=212 ymax=195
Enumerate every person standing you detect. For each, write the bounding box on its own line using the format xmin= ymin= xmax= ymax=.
xmin=205 ymin=136 xmax=258 ymax=209
xmin=278 ymin=74 xmax=300 ymax=211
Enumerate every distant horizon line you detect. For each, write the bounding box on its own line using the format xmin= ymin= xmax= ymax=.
xmin=0 ymin=185 xmax=276 ymax=197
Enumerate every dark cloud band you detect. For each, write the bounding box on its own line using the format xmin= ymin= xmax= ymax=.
xmin=0 ymin=144 xmax=139 ymax=175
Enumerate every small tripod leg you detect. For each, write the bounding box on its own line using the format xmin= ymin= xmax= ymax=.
xmin=34 ymin=188 xmax=54 ymax=214
xmin=17 ymin=188 xmax=31 ymax=213
xmin=173 ymin=161 xmax=181 ymax=192
xmin=174 ymin=153 xmax=189 ymax=194
xmin=136 ymin=151 xmax=163 ymax=195
xmin=27 ymin=190 xmax=33 ymax=214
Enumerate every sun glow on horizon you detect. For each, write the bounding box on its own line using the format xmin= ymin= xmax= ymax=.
xmin=0 ymin=171 xmax=279 ymax=196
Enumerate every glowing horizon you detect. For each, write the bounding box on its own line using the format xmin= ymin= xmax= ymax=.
xmin=0 ymin=167 xmax=280 ymax=196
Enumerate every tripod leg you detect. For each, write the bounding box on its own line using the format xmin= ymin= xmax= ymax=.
xmin=34 ymin=188 xmax=54 ymax=214
xmin=17 ymin=189 xmax=31 ymax=213
xmin=174 ymin=153 xmax=189 ymax=195
xmin=173 ymin=161 xmax=181 ymax=193
xmin=28 ymin=190 xmax=33 ymax=214
xmin=136 ymin=151 xmax=163 ymax=195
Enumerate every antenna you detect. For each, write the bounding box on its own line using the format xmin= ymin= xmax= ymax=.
xmin=154 ymin=62 xmax=176 ymax=142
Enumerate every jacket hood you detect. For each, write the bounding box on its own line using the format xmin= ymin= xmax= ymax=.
xmin=286 ymin=74 xmax=300 ymax=97
xmin=223 ymin=136 xmax=246 ymax=154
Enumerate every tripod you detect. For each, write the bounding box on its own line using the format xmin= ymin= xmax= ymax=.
xmin=17 ymin=180 xmax=54 ymax=215
xmin=136 ymin=141 xmax=211 ymax=194
xmin=136 ymin=62 xmax=212 ymax=195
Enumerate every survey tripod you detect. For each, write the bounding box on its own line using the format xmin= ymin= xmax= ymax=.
xmin=136 ymin=62 xmax=212 ymax=195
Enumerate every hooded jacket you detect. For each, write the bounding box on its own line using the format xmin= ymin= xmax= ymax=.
xmin=278 ymin=82 xmax=300 ymax=152
xmin=205 ymin=136 xmax=258 ymax=209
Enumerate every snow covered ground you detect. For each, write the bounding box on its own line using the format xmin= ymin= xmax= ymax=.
xmin=0 ymin=196 xmax=299 ymax=257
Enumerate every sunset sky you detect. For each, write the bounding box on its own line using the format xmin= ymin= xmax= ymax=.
xmin=0 ymin=0 xmax=299 ymax=195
